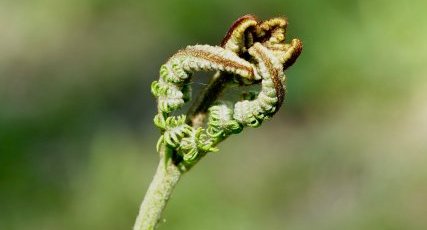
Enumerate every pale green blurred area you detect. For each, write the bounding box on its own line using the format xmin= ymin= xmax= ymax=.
xmin=1 ymin=0 xmax=427 ymax=229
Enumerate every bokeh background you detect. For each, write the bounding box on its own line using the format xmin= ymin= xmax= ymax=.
xmin=1 ymin=0 xmax=427 ymax=229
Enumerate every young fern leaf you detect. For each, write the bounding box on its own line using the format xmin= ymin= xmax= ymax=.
xmin=135 ymin=15 xmax=303 ymax=230
xmin=151 ymin=15 xmax=302 ymax=165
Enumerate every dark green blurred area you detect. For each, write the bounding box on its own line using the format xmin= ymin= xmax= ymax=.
xmin=1 ymin=0 xmax=427 ymax=229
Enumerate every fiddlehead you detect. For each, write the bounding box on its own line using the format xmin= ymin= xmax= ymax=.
xmin=136 ymin=14 xmax=304 ymax=230
xmin=151 ymin=15 xmax=302 ymax=166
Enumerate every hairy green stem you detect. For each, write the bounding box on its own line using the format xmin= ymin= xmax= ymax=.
xmin=134 ymin=71 xmax=231 ymax=229
xmin=133 ymin=145 xmax=182 ymax=230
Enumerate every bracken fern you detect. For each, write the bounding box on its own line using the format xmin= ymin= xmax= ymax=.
xmin=151 ymin=15 xmax=302 ymax=166
xmin=135 ymin=14 xmax=303 ymax=230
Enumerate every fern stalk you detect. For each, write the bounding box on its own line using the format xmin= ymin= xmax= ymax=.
xmin=133 ymin=144 xmax=181 ymax=230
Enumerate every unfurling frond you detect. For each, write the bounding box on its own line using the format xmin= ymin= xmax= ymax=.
xmin=151 ymin=15 xmax=302 ymax=165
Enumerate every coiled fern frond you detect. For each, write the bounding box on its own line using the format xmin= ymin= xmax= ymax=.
xmin=151 ymin=15 xmax=302 ymax=166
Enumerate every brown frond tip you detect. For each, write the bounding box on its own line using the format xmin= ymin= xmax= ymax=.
xmin=220 ymin=14 xmax=259 ymax=47
xmin=283 ymin=39 xmax=303 ymax=70
xmin=258 ymin=17 xmax=288 ymax=31
xmin=256 ymin=17 xmax=288 ymax=44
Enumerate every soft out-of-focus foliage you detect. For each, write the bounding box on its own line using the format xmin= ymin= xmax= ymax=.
xmin=1 ymin=0 xmax=426 ymax=229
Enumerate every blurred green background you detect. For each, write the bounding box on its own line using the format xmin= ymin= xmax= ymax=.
xmin=1 ymin=0 xmax=427 ymax=229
